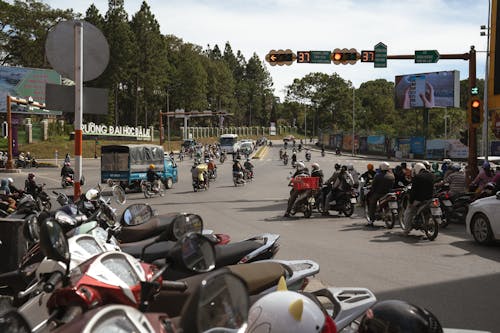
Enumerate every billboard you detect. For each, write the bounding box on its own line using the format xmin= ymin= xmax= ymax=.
xmin=395 ymin=70 xmax=460 ymax=109
xmin=0 ymin=65 xmax=60 ymax=112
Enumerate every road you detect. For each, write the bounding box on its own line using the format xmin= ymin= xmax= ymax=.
xmin=8 ymin=143 xmax=500 ymax=332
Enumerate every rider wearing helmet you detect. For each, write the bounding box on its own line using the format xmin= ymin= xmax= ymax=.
xmin=61 ymin=161 xmax=74 ymax=178
xmin=438 ymin=163 xmax=466 ymax=197
xmin=284 ymin=162 xmax=310 ymax=217
xmin=311 ymin=163 xmax=324 ymax=185
xmin=361 ymin=164 xmax=376 ymax=185
xmin=441 ymin=159 xmax=453 ymax=179
xmin=358 ymin=299 xmax=443 ymax=333
xmin=367 ymin=162 xmax=395 ymax=225
xmin=470 ymin=161 xmax=494 ymax=192
xmin=402 ymin=162 xmax=435 ymax=235
xmin=431 ymin=162 xmax=443 ymax=182
xmin=347 ymin=164 xmax=359 ymax=189
xmin=146 ymin=164 xmax=161 ymax=183
xmin=7 ymin=177 xmax=23 ymax=199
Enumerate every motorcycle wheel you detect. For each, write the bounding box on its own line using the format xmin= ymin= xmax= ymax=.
xmin=304 ymin=204 xmax=312 ymax=218
xmin=439 ymin=208 xmax=450 ymax=228
xmin=386 ymin=211 xmax=396 ymax=229
xmin=343 ymin=201 xmax=354 ymax=217
xmin=193 ymin=186 xmax=198 ymax=192
xmin=423 ymin=213 xmax=439 ymax=241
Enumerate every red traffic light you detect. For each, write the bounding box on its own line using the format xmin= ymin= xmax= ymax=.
xmin=332 ymin=53 xmax=343 ymax=61
xmin=471 ymin=99 xmax=481 ymax=109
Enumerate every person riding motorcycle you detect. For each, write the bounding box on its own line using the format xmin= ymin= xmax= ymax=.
xmin=0 ymin=178 xmax=16 ymax=211
xmin=470 ymin=161 xmax=494 ymax=192
xmin=311 ymin=163 xmax=324 ymax=185
xmin=436 ymin=163 xmax=466 ymax=197
xmin=24 ymin=173 xmax=42 ymax=199
xmin=431 ymin=162 xmax=443 ymax=183
xmin=207 ymin=158 xmax=217 ymax=178
xmin=367 ymin=162 xmax=395 ymax=226
xmin=441 ymin=159 xmax=453 ymax=179
xmin=244 ymin=158 xmax=254 ymax=179
xmin=146 ymin=164 xmax=161 ymax=191
xmin=305 ymin=149 xmax=311 ymax=161
xmin=232 ymin=159 xmax=244 ymax=183
xmin=357 ymin=299 xmax=443 ymax=333
xmin=291 ymin=151 xmax=297 ymax=166
xmin=402 ymin=163 xmax=434 ymax=235
xmin=61 ymin=162 xmax=74 ymax=178
xmin=322 ymin=165 xmax=353 ymax=215
xmin=361 ymin=164 xmax=376 ymax=185
xmin=7 ymin=178 xmax=23 ymax=200
xmin=347 ymin=164 xmax=360 ymax=189
xmin=284 ymin=162 xmax=310 ymax=217
xmin=279 ymin=148 xmax=284 ymax=159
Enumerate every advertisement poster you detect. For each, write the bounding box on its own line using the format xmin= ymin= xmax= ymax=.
xmin=447 ymin=139 xmax=468 ymax=159
xmin=426 ymin=139 xmax=448 ymax=159
xmin=410 ymin=136 xmax=425 ymax=155
xmin=0 ymin=65 xmax=60 ymax=112
xmin=342 ymin=135 xmax=359 ymax=151
xmin=367 ymin=135 xmax=385 ymax=153
xmin=394 ymin=70 xmax=460 ymax=109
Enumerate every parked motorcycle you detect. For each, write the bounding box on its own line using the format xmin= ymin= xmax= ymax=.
xmin=141 ymin=179 xmax=165 ymax=198
xmin=399 ymin=198 xmax=441 ymax=241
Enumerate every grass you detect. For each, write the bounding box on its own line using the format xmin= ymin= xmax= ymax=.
xmin=13 ymin=133 xmax=297 ymax=159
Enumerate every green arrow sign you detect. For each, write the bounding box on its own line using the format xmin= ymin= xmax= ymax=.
xmin=374 ymin=42 xmax=387 ymax=68
xmin=310 ymin=51 xmax=331 ymax=64
xmin=415 ymin=50 xmax=440 ymax=63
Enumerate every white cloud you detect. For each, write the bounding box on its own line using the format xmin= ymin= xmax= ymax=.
xmin=45 ymin=0 xmax=489 ymax=97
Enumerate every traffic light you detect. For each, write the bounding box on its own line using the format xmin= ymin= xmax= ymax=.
xmin=265 ymin=49 xmax=295 ymax=66
xmin=459 ymin=129 xmax=468 ymax=146
xmin=331 ymin=48 xmax=359 ymax=65
xmin=469 ymin=98 xmax=483 ymax=127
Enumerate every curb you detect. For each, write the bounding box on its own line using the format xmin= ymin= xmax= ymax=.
xmin=252 ymin=146 xmax=269 ymax=159
xmin=0 ymin=169 xmax=22 ymax=173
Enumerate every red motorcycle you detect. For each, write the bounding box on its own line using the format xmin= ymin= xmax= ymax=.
xmin=30 ymin=217 xmax=217 ymax=331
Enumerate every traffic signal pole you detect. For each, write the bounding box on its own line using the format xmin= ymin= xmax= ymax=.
xmin=468 ymin=46 xmax=479 ymax=183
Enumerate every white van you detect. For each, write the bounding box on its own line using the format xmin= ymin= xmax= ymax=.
xmin=219 ymin=134 xmax=239 ymax=154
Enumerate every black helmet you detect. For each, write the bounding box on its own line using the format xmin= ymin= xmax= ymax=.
xmin=334 ymin=163 xmax=341 ymax=170
xmin=358 ymin=300 xmax=443 ymax=333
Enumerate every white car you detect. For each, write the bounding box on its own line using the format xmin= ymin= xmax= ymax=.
xmin=466 ymin=192 xmax=500 ymax=245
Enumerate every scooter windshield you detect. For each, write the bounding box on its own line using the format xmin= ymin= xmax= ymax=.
xmin=101 ymin=255 xmax=141 ymax=287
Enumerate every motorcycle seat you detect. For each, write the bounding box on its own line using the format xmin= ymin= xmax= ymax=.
xmin=118 ymin=213 xmax=179 ymax=243
xmin=121 ymin=240 xmax=175 ymax=262
xmin=227 ymin=261 xmax=287 ymax=294
xmin=214 ymin=240 xmax=264 ymax=267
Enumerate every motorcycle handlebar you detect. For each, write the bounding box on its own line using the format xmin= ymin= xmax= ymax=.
xmin=161 ymin=280 xmax=188 ymax=291
xmin=43 ymin=271 xmax=64 ymax=293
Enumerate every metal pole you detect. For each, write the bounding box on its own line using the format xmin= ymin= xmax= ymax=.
xmin=184 ymin=116 xmax=188 ymax=140
xmin=304 ymin=108 xmax=307 ymax=139
xmin=167 ymin=92 xmax=171 ymax=151
xmin=444 ymin=108 xmax=448 ymax=158
xmin=74 ymin=22 xmax=83 ymax=199
xmin=482 ymin=0 xmax=491 ymax=160
xmin=6 ymin=95 xmax=13 ymax=169
xmin=352 ymin=88 xmax=355 ymax=156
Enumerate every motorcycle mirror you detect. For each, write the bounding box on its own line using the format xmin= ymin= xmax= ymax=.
xmin=121 ymin=204 xmax=154 ymax=226
xmin=0 ymin=309 xmax=31 ymax=333
xmin=157 ymin=213 xmax=204 ymax=242
xmin=179 ymin=271 xmax=249 ymax=333
xmin=167 ymin=233 xmax=215 ymax=273
xmin=22 ymin=214 xmax=40 ymax=244
xmin=39 ymin=214 xmax=70 ymax=265
xmin=111 ymin=185 xmax=126 ymax=205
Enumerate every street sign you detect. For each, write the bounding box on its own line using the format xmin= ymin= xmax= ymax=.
xmin=415 ymin=50 xmax=440 ymax=63
xmin=310 ymin=51 xmax=331 ymax=64
xmin=265 ymin=49 xmax=295 ymax=66
xmin=374 ymin=42 xmax=387 ymax=68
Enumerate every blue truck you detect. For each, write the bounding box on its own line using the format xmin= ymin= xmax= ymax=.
xmin=101 ymin=144 xmax=178 ymax=191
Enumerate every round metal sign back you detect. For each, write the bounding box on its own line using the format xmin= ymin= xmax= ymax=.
xmin=45 ymin=20 xmax=109 ymax=82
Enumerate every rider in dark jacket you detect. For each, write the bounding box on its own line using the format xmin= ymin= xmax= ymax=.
xmin=367 ymin=162 xmax=395 ymax=225
xmin=402 ymin=162 xmax=435 ymax=234
xmin=61 ymin=162 xmax=74 ymax=178
xmin=146 ymin=164 xmax=160 ymax=182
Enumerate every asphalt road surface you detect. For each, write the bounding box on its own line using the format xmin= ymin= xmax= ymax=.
xmin=9 ymin=143 xmax=500 ymax=332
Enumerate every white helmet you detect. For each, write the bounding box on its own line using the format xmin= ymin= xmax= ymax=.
xmin=7 ymin=178 xmax=13 ymax=184
xmin=85 ymin=188 xmax=99 ymax=201
xmin=347 ymin=164 xmax=354 ymax=171
xmin=296 ymin=162 xmax=305 ymax=171
xmin=379 ymin=162 xmax=390 ymax=171
xmin=246 ymin=290 xmax=326 ymax=333
xmin=413 ymin=162 xmax=426 ymax=176
xmin=311 ymin=163 xmax=320 ymax=170
xmin=422 ymin=160 xmax=431 ymax=170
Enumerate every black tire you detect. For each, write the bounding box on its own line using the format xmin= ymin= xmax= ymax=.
xmin=304 ymin=204 xmax=312 ymax=218
xmin=471 ymin=213 xmax=494 ymax=245
xmin=43 ymin=200 xmax=52 ymax=211
xmin=423 ymin=213 xmax=439 ymax=241
xmin=343 ymin=201 xmax=354 ymax=217
xmin=165 ymin=177 xmax=173 ymax=189
xmin=386 ymin=211 xmax=397 ymax=229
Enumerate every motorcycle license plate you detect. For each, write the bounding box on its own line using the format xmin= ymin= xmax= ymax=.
xmin=443 ymin=200 xmax=452 ymax=207
xmin=350 ymin=197 xmax=357 ymax=204
xmin=431 ymin=207 xmax=442 ymax=215
xmin=388 ymin=201 xmax=398 ymax=209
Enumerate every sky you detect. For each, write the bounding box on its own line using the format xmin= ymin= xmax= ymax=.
xmin=44 ymin=0 xmax=491 ymax=99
